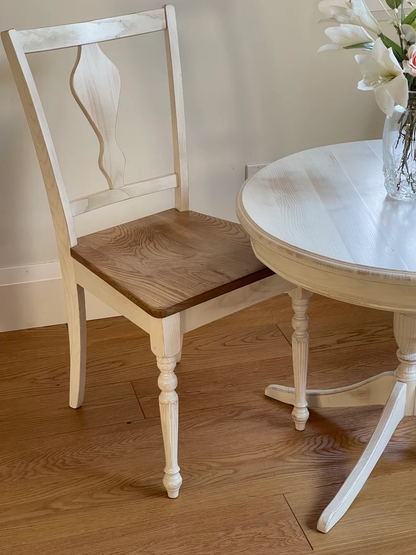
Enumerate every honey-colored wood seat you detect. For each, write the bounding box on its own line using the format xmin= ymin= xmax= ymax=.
xmin=3 ymin=5 xmax=291 ymax=500
xmin=71 ymin=209 xmax=273 ymax=318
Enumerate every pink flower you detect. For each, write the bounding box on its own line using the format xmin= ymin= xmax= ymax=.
xmin=404 ymin=45 xmax=416 ymax=77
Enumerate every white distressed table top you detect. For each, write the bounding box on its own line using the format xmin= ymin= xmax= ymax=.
xmin=238 ymin=140 xmax=416 ymax=282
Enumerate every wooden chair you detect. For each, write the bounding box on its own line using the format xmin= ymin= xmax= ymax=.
xmin=2 ymin=6 xmax=291 ymax=498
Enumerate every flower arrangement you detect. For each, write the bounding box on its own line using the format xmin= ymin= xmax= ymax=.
xmin=319 ymin=1 xmax=416 ymax=198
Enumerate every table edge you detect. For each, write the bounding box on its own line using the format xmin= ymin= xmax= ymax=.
xmin=236 ymin=168 xmax=416 ymax=285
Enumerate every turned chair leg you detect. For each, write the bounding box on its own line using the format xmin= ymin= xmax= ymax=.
xmin=65 ymin=281 xmax=87 ymax=409
xmin=157 ymin=356 xmax=182 ymax=497
xmin=150 ymin=315 xmax=183 ymax=498
xmin=288 ymin=287 xmax=313 ymax=431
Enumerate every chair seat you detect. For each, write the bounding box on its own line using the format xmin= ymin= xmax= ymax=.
xmin=71 ymin=209 xmax=273 ymax=318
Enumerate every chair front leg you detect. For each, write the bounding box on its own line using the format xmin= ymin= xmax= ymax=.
xmin=150 ymin=314 xmax=183 ymax=498
xmin=157 ymin=355 xmax=182 ymax=497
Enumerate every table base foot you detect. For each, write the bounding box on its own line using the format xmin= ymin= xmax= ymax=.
xmin=317 ymin=381 xmax=406 ymax=533
xmin=265 ymin=371 xmax=396 ymax=410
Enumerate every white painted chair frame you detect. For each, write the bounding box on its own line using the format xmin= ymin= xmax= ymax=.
xmin=2 ymin=6 xmax=292 ymax=498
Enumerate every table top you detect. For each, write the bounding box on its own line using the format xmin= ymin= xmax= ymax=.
xmin=237 ymin=140 xmax=416 ymax=282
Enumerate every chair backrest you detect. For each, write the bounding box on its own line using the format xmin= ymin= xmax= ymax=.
xmin=1 ymin=6 xmax=189 ymax=256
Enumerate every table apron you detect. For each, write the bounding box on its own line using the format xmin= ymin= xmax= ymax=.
xmin=252 ymin=240 xmax=416 ymax=313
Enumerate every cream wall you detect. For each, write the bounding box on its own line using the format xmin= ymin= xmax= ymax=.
xmin=0 ymin=0 xmax=384 ymax=331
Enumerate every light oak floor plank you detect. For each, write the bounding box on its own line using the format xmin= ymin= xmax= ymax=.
xmin=133 ymin=340 xmax=398 ymax=418
xmin=0 ymin=381 xmax=144 ymax=442
xmin=0 ymin=317 xmax=150 ymax=401
xmin=3 ymin=479 xmax=311 ymax=554
xmin=0 ymin=405 xmax=315 ymax=551
xmin=276 ymin=295 xmax=395 ymax=353
xmin=1 ymin=401 xmax=415 ymax=550
xmin=286 ymin=469 xmax=416 ymax=552
xmin=0 ymin=294 xmax=411 ymax=553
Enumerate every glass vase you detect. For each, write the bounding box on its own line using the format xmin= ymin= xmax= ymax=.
xmin=383 ymin=91 xmax=416 ymax=201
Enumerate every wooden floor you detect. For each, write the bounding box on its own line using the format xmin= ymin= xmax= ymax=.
xmin=0 ymin=294 xmax=414 ymax=554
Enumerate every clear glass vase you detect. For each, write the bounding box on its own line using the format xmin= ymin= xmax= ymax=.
xmin=383 ymin=91 xmax=416 ymax=201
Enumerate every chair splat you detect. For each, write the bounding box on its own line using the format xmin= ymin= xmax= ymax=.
xmin=70 ymin=43 xmax=126 ymax=189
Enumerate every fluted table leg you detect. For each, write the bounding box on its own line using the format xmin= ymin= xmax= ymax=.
xmin=288 ymin=288 xmax=313 ymax=431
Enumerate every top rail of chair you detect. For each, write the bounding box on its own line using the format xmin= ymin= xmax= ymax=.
xmin=8 ymin=8 xmax=168 ymax=54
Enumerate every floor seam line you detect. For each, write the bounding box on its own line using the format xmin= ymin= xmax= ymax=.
xmin=275 ymin=323 xmax=292 ymax=348
xmin=130 ymin=381 xmax=147 ymax=419
xmin=283 ymin=493 xmax=314 ymax=552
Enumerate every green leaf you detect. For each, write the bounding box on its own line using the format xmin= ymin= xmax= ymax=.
xmin=403 ymin=8 xmax=416 ymax=24
xmin=379 ymin=33 xmax=405 ymax=61
xmin=344 ymin=42 xmax=374 ymax=50
xmin=385 ymin=0 xmax=404 ymax=8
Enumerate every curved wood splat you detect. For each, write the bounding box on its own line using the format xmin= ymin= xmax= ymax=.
xmin=70 ymin=43 xmax=126 ymax=189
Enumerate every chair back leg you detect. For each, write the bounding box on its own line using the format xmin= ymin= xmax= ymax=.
xmin=65 ymin=282 xmax=87 ymax=409
xmin=150 ymin=314 xmax=183 ymax=498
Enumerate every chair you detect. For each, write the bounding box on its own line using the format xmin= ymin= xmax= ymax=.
xmin=2 ymin=5 xmax=291 ymax=498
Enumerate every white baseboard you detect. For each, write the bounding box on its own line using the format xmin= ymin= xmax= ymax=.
xmin=0 ymin=262 xmax=118 ymax=333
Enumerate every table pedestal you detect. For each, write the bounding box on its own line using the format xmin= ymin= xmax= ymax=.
xmin=266 ymin=290 xmax=416 ymax=533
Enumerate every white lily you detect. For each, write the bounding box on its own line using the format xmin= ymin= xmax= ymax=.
xmin=355 ymin=38 xmax=408 ymax=116
xmin=319 ymin=24 xmax=374 ymax=51
xmin=318 ymin=0 xmax=381 ymax=35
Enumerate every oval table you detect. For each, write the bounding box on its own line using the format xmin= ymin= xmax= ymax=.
xmin=237 ymin=140 xmax=416 ymax=534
